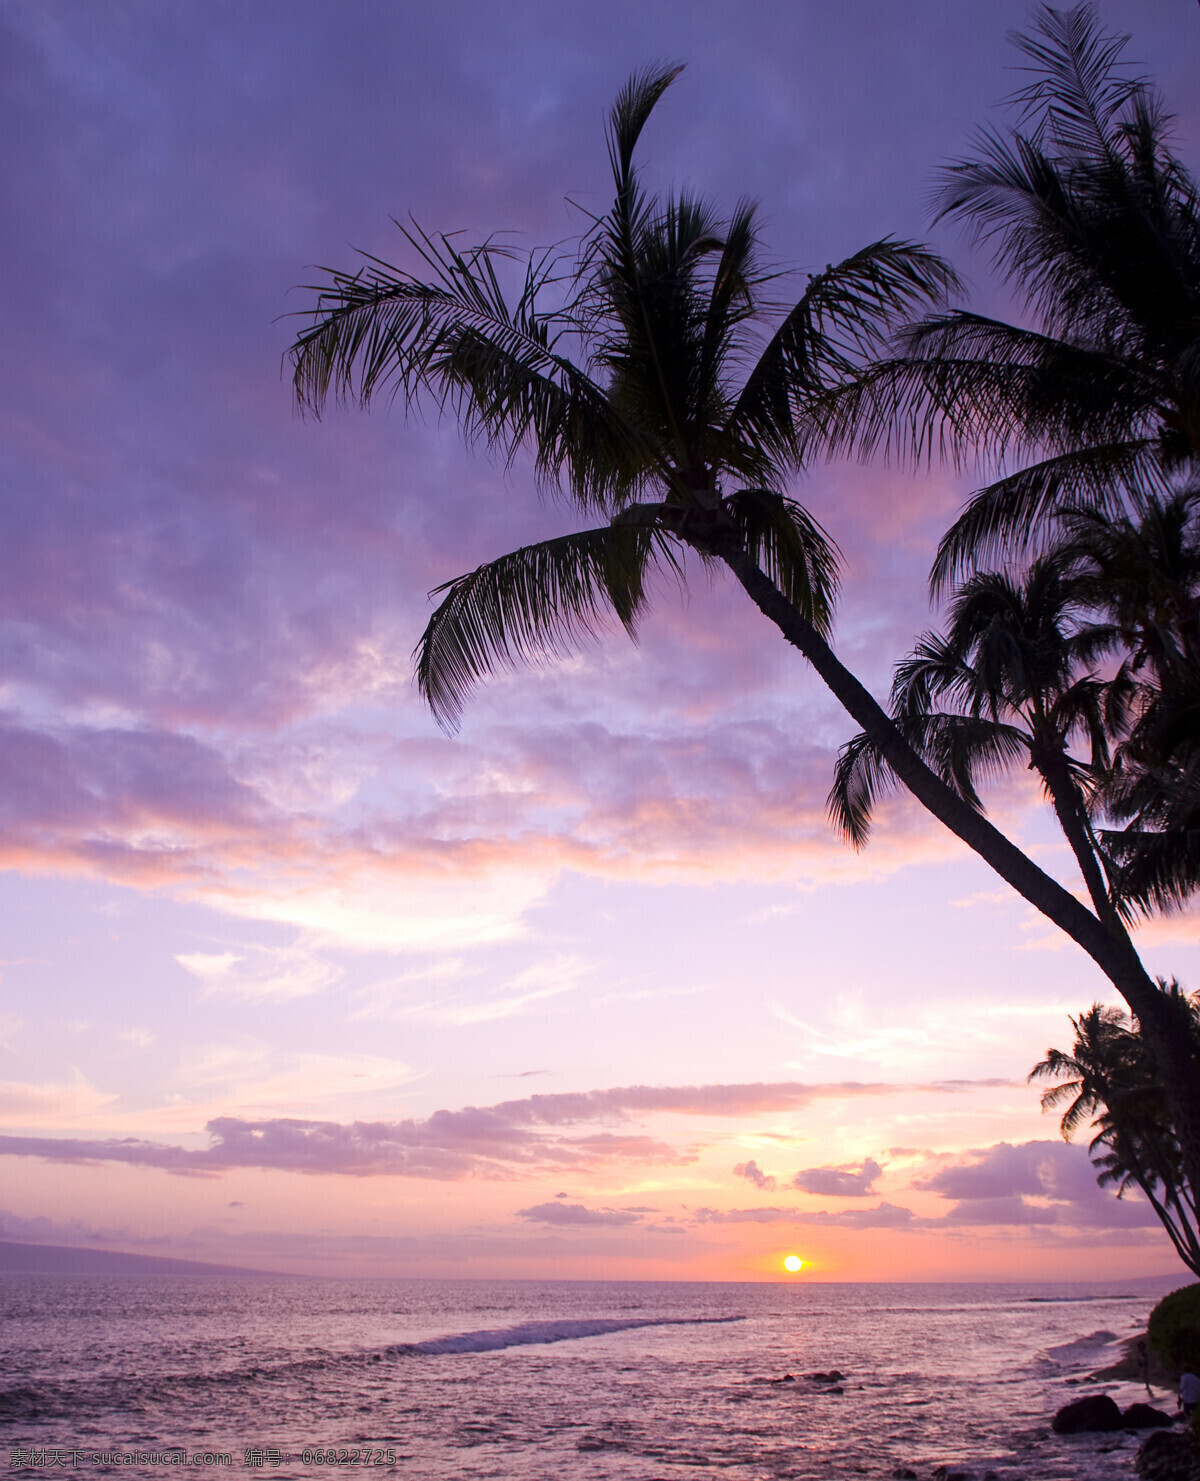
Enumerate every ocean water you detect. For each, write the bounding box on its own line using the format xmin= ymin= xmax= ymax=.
xmin=0 ymin=1275 xmax=1184 ymax=1479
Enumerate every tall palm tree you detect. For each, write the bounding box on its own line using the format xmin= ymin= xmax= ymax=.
xmin=1031 ymin=992 xmax=1200 ymax=1274
xmin=289 ymin=61 xmax=1200 ymax=1219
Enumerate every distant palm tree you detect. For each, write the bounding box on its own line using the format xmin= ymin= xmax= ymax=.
xmin=289 ymin=58 xmax=1200 ymax=1222
xmin=1031 ymin=991 xmax=1200 ymax=1275
xmin=828 ymin=557 xmax=1121 ymax=926
xmin=1058 ymin=494 xmax=1200 ymax=915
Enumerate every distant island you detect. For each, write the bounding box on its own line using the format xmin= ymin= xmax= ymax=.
xmin=0 ymin=1240 xmax=280 ymax=1278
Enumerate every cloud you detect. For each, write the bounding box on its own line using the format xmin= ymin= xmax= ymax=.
xmin=351 ymin=955 xmax=588 ymax=1025
xmin=516 ymin=1202 xmax=641 ymax=1228
xmin=176 ymin=943 xmax=341 ymax=1004
xmin=0 ymin=719 xmax=284 ymax=885
xmin=691 ymin=1141 xmax=1175 ymax=1238
xmin=916 ymin=1141 xmax=1165 ymax=1230
xmin=792 ymin=1157 xmax=881 ymax=1197
xmin=733 ymin=1159 xmax=776 ymax=1191
xmin=0 ymin=1206 xmax=710 ymax=1273
xmin=0 ymin=1072 xmax=118 ymax=1126
xmin=695 ymin=1202 xmax=918 ymax=1229
xmin=0 ymin=1108 xmax=684 ymax=1181
xmin=0 ymin=1208 xmax=132 ymax=1248
xmin=0 ymin=1077 xmax=1002 ymax=1179
xmin=0 ymin=704 xmax=976 ymax=955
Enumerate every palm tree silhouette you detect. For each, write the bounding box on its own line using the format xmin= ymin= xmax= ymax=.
xmin=1031 ymin=991 xmax=1200 ymax=1274
xmin=833 ymin=5 xmax=1200 ymax=591
xmin=289 ymin=57 xmax=1200 ymax=1220
xmin=816 ymin=0 xmax=1200 ymax=1239
xmin=292 ymin=65 xmax=949 ymax=732
xmin=1060 ymin=493 xmax=1200 ymax=916
xmin=829 ymin=557 xmax=1122 ymax=927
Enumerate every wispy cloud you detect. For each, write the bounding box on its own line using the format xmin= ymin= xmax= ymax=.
xmin=351 ymin=955 xmax=590 ymax=1026
xmin=0 ymin=1072 xmax=118 ymax=1126
xmin=176 ymin=942 xmax=341 ymax=1004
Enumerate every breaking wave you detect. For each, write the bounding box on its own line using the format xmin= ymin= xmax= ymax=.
xmin=1044 ymin=1329 xmax=1121 ymax=1363
xmin=388 ymin=1314 xmax=744 ymax=1356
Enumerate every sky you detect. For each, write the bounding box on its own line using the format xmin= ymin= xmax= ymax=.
xmin=1 ymin=0 xmax=1198 ymax=1284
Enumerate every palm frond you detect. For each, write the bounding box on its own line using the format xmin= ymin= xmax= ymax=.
xmin=1006 ymin=5 xmax=1143 ymax=157
xmin=931 ymin=439 xmax=1165 ymax=592
xmin=827 ymin=730 xmax=900 ymax=848
xmin=606 ymin=63 xmax=685 ymax=210
xmin=721 ymin=489 xmax=840 ymax=636
xmin=290 ymin=223 xmax=661 ymax=509
xmin=728 ymin=240 xmax=957 ymax=471
xmin=415 ymin=522 xmax=678 ymax=728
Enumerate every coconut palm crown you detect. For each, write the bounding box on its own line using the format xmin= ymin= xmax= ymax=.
xmin=828 ymin=557 xmax=1124 ymax=923
xmin=829 ymin=5 xmax=1200 ymax=590
xmin=290 ymin=64 xmax=953 ymax=726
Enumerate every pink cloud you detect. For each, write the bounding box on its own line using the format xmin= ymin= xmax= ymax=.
xmin=0 ymin=1078 xmax=1011 ymax=1180
xmin=516 ymin=1202 xmax=641 ymax=1228
xmin=733 ymin=1159 xmax=776 ymax=1191
xmin=695 ymin=1202 xmax=917 ymax=1229
xmin=916 ymin=1141 xmax=1164 ymax=1230
xmin=792 ymin=1158 xmax=882 ymax=1197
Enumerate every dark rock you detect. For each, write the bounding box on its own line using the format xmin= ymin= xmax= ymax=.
xmin=1136 ymin=1429 xmax=1200 ymax=1481
xmin=1123 ymin=1403 xmax=1177 ymax=1430
xmin=806 ymin=1370 xmax=845 ymax=1382
xmin=1052 ymin=1393 xmax=1123 ymax=1434
xmin=891 ymin=1469 xmax=917 ymax=1479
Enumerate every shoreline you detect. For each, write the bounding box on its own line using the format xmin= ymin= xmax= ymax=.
xmin=1094 ymin=1331 xmax=1179 ymax=1394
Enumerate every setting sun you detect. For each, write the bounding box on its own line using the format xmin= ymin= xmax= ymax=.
xmin=783 ymin=1255 xmax=804 ymax=1273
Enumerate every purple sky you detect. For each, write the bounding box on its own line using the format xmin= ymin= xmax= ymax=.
xmin=1 ymin=0 xmax=1197 ymax=1280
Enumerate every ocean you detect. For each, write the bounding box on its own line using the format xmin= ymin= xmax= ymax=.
xmin=0 ymin=1274 xmax=1184 ymax=1479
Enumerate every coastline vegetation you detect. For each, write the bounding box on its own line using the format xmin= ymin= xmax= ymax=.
xmin=289 ymin=5 xmax=1200 ymax=1276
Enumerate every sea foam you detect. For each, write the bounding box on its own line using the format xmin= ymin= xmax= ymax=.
xmin=388 ymin=1314 xmax=744 ymax=1356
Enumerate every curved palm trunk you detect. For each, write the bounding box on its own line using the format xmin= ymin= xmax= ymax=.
xmin=1135 ymin=1177 xmax=1200 ymax=1275
xmin=1035 ymin=747 xmax=1125 ymax=935
xmin=720 ymin=544 xmax=1200 ymax=1230
xmin=1113 ymin=1143 xmax=1200 ymax=1275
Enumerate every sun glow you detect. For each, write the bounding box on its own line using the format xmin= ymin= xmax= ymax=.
xmin=783 ymin=1255 xmax=804 ymax=1273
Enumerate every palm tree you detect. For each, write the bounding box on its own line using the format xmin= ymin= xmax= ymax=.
xmin=1057 ymin=494 xmax=1200 ymax=915
xmin=811 ymin=1 xmax=1200 ymax=1250
xmin=288 ymin=60 xmax=1200 ymax=1221
xmin=1031 ymin=991 xmax=1200 ymax=1274
xmin=828 ymin=5 xmax=1200 ymax=589
xmin=829 ymin=556 xmax=1122 ymax=927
